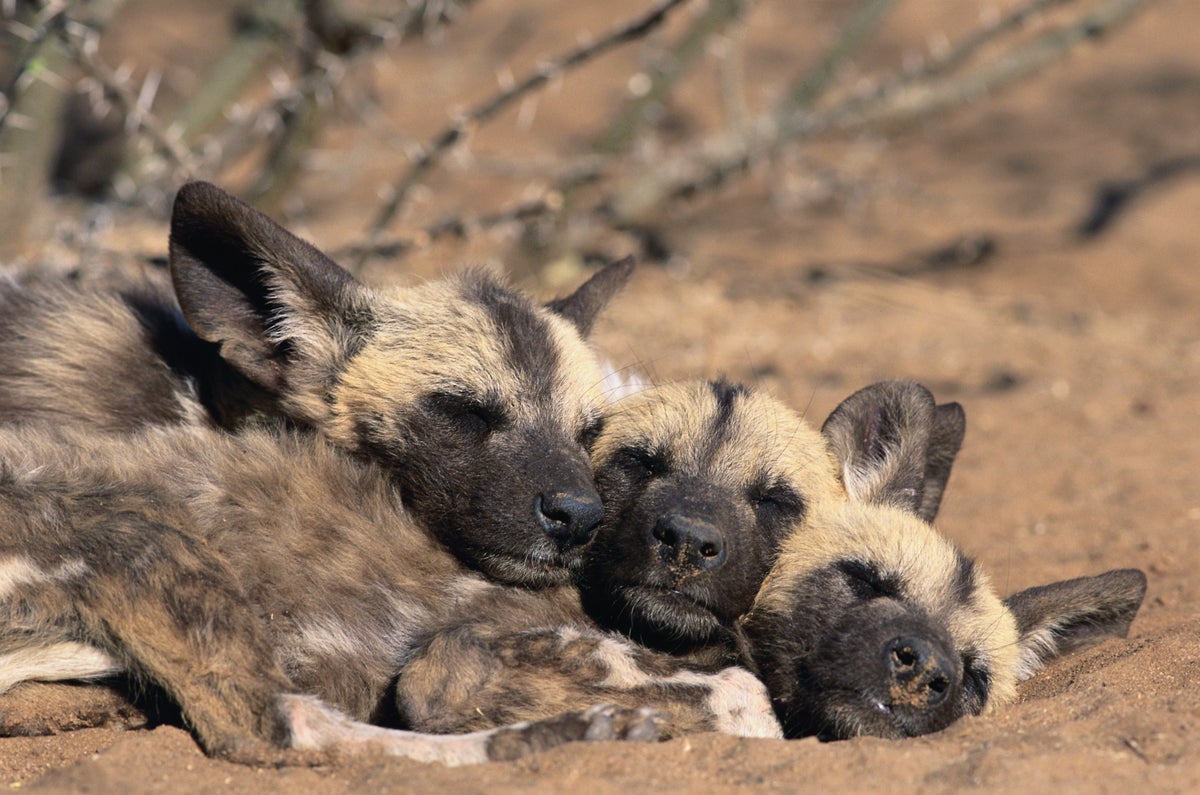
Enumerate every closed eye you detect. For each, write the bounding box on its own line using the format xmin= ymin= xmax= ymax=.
xmin=578 ymin=417 xmax=605 ymax=450
xmin=835 ymin=559 xmax=899 ymax=601
xmin=612 ymin=445 xmax=669 ymax=480
xmin=749 ymin=482 xmax=805 ymax=526
xmin=425 ymin=392 xmax=508 ymax=436
xmin=961 ymin=653 xmax=992 ymax=711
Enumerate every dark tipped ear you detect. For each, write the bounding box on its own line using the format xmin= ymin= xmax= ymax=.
xmin=545 ymin=256 xmax=635 ymax=337
xmin=918 ymin=401 xmax=966 ymax=520
xmin=1005 ymin=569 xmax=1147 ymax=679
xmin=168 ymin=181 xmax=369 ymax=393
xmin=821 ymin=380 xmax=965 ymax=521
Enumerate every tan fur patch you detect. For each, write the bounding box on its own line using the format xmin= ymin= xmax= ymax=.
xmin=313 ymin=272 xmax=609 ymax=449
xmin=594 ymin=380 xmax=844 ymax=501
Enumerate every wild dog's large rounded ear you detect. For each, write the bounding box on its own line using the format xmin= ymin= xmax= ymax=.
xmin=545 ymin=256 xmax=635 ymax=337
xmin=820 ymin=380 xmax=966 ymax=521
xmin=1004 ymin=568 xmax=1147 ymax=680
xmin=168 ymin=181 xmax=371 ymax=393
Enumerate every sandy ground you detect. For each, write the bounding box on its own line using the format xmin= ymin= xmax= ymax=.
xmin=1 ymin=0 xmax=1198 ymax=792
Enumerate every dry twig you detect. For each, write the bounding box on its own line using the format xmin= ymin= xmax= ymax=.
xmin=0 ymin=0 xmax=70 ymax=133
xmin=608 ymin=0 xmax=1156 ymax=225
xmin=57 ymin=19 xmax=197 ymax=177
xmin=362 ymin=0 xmax=693 ymax=246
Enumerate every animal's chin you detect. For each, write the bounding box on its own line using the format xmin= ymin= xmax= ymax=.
xmin=817 ymin=696 xmax=917 ymax=741
xmin=617 ymin=584 xmax=725 ymax=643
xmin=479 ymin=548 xmax=581 ymax=588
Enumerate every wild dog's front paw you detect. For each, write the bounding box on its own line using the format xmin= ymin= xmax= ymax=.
xmin=486 ymin=704 xmax=665 ymax=761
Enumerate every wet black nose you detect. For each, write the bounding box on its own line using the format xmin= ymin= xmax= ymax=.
xmin=651 ymin=513 xmax=727 ymax=571
xmin=886 ymin=636 xmax=955 ymax=708
xmin=537 ymin=491 xmax=604 ymax=551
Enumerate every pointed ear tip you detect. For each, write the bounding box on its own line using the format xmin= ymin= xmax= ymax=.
xmin=174 ymin=180 xmax=220 ymax=205
xmin=939 ymin=401 xmax=966 ymax=417
xmin=599 ymin=254 xmax=636 ymax=283
xmin=1116 ymin=567 xmax=1149 ymax=597
xmin=171 ymin=181 xmax=240 ymax=231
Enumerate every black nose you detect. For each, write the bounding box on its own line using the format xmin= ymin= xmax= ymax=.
xmin=651 ymin=513 xmax=727 ymax=571
xmin=885 ymin=636 xmax=955 ymax=708
xmin=537 ymin=491 xmax=603 ymax=551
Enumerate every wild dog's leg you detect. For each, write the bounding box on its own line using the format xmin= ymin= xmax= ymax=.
xmin=1 ymin=496 xmax=294 ymax=762
xmin=395 ymin=622 xmax=781 ymax=740
xmin=284 ymin=696 xmax=663 ymax=765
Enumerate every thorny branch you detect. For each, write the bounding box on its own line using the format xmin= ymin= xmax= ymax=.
xmin=0 ymin=0 xmax=69 ymax=132
xmin=362 ymin=0 xmax=693 ymax=243
xmin=2 ymin=0 xmax=1159 ymax=273
xmin=348 ymin=0 xmax=1154 ymax=265
xmin=605 ymin=0 xmax=1158 ymax=227
xmin=58 ymin=20 xmax=198 ymax=177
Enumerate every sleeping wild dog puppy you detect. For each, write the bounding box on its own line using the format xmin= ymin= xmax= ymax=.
xmin=392 ymin=380 xmax=1146 ymax=741
xmin=0 ymin=422 xmax=667 ymax=765
xmin=0 ymin=182 xmax=634 ymax=586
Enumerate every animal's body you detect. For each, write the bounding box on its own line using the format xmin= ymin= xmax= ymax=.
xmin=0 ymin=422 xmax=677 ymax=763
xmin=0 ymin=181 xmax=634 ymax=587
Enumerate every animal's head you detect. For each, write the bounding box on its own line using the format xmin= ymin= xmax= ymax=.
xmin=737 ymin=383 xmax=1148 ymax=740
xmin=579 ymin=380 xmax=838 ymax=651
xmin=168 ymin=181 xmax=634 ymax=586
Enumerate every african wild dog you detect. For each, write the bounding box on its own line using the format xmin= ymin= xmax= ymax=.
xmin=739 ymin=382 xmax=1141 ymax=739
xmin=0 ymin=421 xmax=668 ymax=764
xmin=391 ymin=380 xmax=1146 ymax=740
xmin=0 ymin=181 xmax=633 ymax=586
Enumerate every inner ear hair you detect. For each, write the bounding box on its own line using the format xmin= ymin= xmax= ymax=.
xmin=168 ymin=181 xmax=370 ymax=392
xmin=821 ymin=380 xmax=949 ymax=517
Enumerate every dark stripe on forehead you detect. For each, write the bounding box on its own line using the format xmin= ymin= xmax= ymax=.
xmin=466 ymin=274 xmax=561 ymax=402
xmin=949 ymin=550 xmax=978 ymax=605
xmin=701 ymin=381 xmax=749 ymax=461
xmin=711 ymin=381 xmax=747 ymax=426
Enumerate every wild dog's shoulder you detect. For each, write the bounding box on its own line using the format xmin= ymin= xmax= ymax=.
xmin=0 ymin=274 xmax=217 ymax=431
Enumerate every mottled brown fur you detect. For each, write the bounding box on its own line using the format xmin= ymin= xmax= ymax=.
xmin=0 ymin=423 xmax=662 ymax=763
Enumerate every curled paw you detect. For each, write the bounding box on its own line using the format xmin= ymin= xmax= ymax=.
xmin=486 ymin=704 xmax=666 ymax=761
